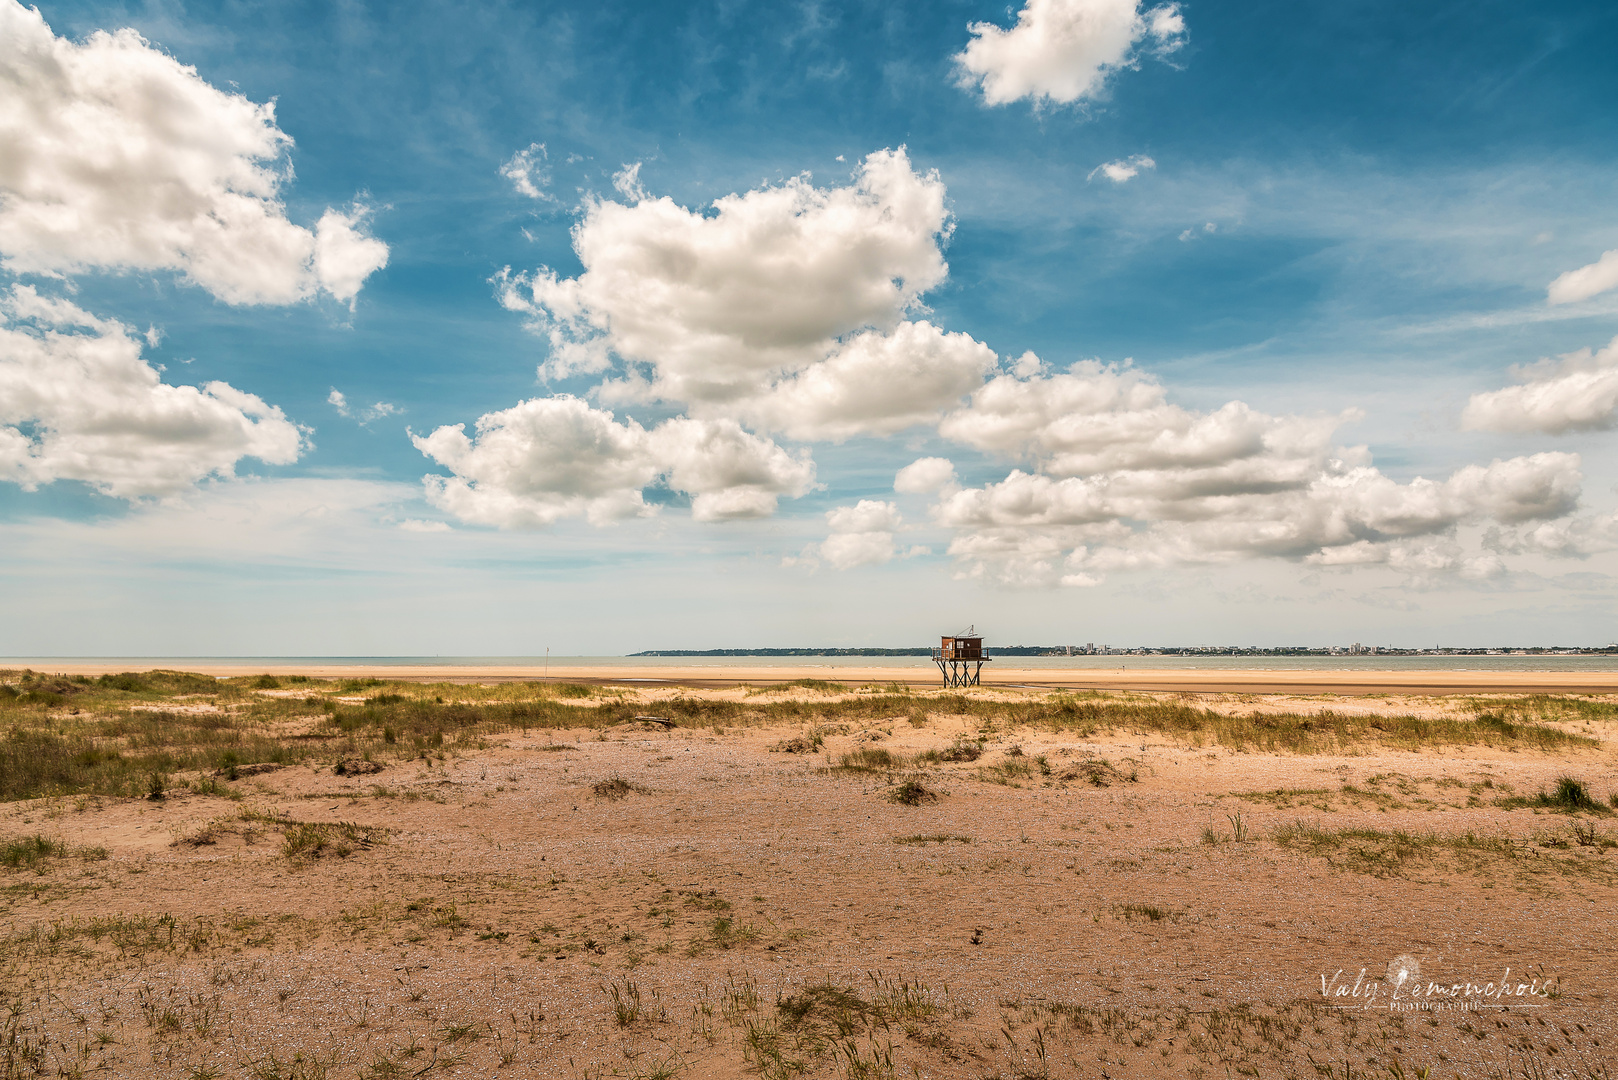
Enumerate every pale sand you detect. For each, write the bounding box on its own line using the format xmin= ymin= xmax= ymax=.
xmin=5 ymin=699 xmax=1616 ymax=1078
xmin=10 ymin=659 xmax=1618 ymax=694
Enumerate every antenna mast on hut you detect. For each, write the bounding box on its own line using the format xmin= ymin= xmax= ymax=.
xmin=933 ymin=625 xmax=990 ymax=687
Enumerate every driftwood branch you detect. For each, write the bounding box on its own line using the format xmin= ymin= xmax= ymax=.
xmin=632 ymin=715 xmax=675 ymax=728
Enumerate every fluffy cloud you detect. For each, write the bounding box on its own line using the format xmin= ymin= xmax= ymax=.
xmin=1461 ymin=336 xmax=1618 ymax=434
xmin=937 ymin=455 xmax=1579 ymax=587
xmin=894 ymin=456 xmax=959 ymax=494
xmin=788 ymin=499 xmax=919 ymax=571
xmin=495 ymin=149 xmax=978 ymax=438
xmin=1485 ymin=512 xmax=1618 ymax=559
xmin=470 ymin=154 xmax=991 ymax=530
xmin=653 ymin=417 xmax=818 ymax=521
xmin=733 ymin=321 xmax=996 ymax=441
xmin=0 ymin=287 xmax=303 ymax=497
xmin=1547 ymin=249 xmax=1618 ymax=306
xmin=0 ymin=2 xmax=387 ymax=304
xmin=480 ymin=146 xmax=1595 ymax=586
xmin=312 ymin=208 xmax=390 ymax=304
xmin=412 ymin=396 xmax=815 ymax=529
xmin=816 ymin=500 xmax=904 ymax=570
xmin=910 ymin=360 xmax=1584 ymax=585
xmin=954 ymin=0 xmax=1185 ymax=108
xmin=1306 ymin=538 xmax=1504 ymax=580
xmin=939 ymin=361 xmax=1339 ymax=479
xmin=413 ymin=397 xmax=654 ymax=528
xmin=1088 ymin=155 xmax=1156 ymax=183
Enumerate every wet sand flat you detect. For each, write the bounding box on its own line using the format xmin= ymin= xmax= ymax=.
xmin=12 ymin=659 xmax=1618 ymax=695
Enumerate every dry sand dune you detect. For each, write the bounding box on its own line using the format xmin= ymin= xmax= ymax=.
xmin=2 ymin=672 xmax=1615 ymax=1079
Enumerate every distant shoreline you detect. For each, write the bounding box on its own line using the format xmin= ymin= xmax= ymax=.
xmin=628 ymin=647 xmax=1618 ymax=658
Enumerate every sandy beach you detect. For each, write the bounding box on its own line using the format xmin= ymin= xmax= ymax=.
xmin=2 ymin=668 xmax=1615 ymax=1078
xmin=11 ymin=659 xmax=1618 ymax=695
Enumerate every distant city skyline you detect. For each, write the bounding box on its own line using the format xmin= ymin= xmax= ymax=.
xmin=626 ymin=644 xmax=1616 ymax=657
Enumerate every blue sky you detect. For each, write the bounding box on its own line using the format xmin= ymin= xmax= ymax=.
xmin=2 ymin=0 xmax=1617 ymax=654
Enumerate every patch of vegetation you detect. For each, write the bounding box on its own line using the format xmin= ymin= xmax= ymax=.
xmin=704 ymin=916 xmax=758 ymax=950
xmin=933 ymin=737 xmax=983 ymax=762
xmin=0 ymin=703 xmax=308 ymax=802
xmin=235 ymin=809 xmax=385 ymax=861
xmin=680 ymin=890 xmax=732 ymax=912
xmin=1570 ymin=821 xmax=1617 ymax=849
xmin=1027 ymin=697 xmax=1597 ymax=753
xmin=1233 ymin=787 xmax=1334 ymax=807
xmin=1235 ymin=780 xmax=1421 ymax=811
xmin=191 ymin=775 xmax=241 ymax=798
xmin=887 ymin=779 xmax=939 ymax=805
xmin=1 ymin=834 xmax=66 ymax=870
xmin=95 ymin=673 xmax=151 ymax=693
xmin=1496 ymin=776 xmax=1613 ymax=814
xmin=174 ymin=820 xmax=231 ymax=847
xmin=770 ymin=731 xmax=824 ymax=754
xmin=0 ymin=671 xmax=1603 ymax=807
xmin=550 ymin=682 xmax=596 ymax=698
xmin=1463 ymin=695 xmax=1618 ymax=725
xmin=759 ymin=975 xmax=938 ymax=1073
xmin=892 ymin=834 xmax=972 ymax=845
xmin=592 ymin=775 xmax=649 ymax=800
xmin=1270 ymin=820 xmax=1522 ymax=877
xmin=1059 ymin=757 xmax=1135 ymax=786
xmin=828 ymin=746 xmax=917 ymax=773
xmin=0 ymin=672 xmax=661 ymax=802
xmin=976 ymin=756 xmax=1035 ymax=785
xmin=1201 ymin=812 xmax=1251 ymax=845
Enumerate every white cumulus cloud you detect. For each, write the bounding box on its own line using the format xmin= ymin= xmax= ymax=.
xmin=494 ymin=148 xmax=979 ymax=439
xmin=475 ymin=145 xmax=1598 ymax=589
xmin=1547 ymin=249 xmax=1618 ymax=306
xmin=0 ymin=286 xmax=303 ymax=498
xmin=812 ymin=499 xmax=905 ymax=570
xmin=1462 ymin=336 xmax=1618 ymax=434
xmin=412 ymin=396 xmax=815 ymax=529
xmin=413 ymin=396 xmax=656 ymax=528
xmin=732 ymin=320 xmax=996 ymax=441
xmin=1088 ymin=155 xmax=1156 ymax=183
xmin=939 ymin=360 xmax=1338 ymax=479
xmin=894 ymin=456 xmax=959 ymax=494
xmin=650 ymin=417 xmax=818 ymax=521
xmin=0 ymin=1 xmax=387 ymax=305
xmin=313 ymin=207 xmax=390 ymax=305
xmin=954 ymin=0 xmax=1186 ymax=108
xmin=924 ymin=359 xmax=1583 ymax=586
